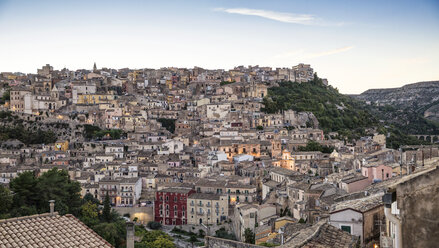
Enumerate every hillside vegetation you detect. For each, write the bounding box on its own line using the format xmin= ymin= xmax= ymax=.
xmin=262 ymin=75 xmax=429 ymax=148
xmin=263 ymin=75 xmax=377 ymax=139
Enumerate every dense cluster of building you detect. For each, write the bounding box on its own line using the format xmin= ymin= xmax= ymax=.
xmin=0 ymin=63 xmax=437 ymax=248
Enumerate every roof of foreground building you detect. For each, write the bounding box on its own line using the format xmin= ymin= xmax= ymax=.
xmin=0 ymin=212 xmax=113 ymax=248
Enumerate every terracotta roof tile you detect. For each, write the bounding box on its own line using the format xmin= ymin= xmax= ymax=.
xmin=0 ymin=213 xmax=113 ymax=248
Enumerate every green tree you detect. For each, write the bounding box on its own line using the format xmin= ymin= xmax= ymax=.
xmin=93 ymin=219 xmax=127 ymax=248
xmin=157 ymin=118 xmax=176 ymax=133
xmin=93 ymin=222 xmax=119 ymax=246
xmin=0 ymin=184 xmax=12 ymax=218
xmin=244 ymin=228 xmax=255 ymax=244
xmin=34 ymin=168 xmax=82 ymax=215
xmin=2 ymin=90 xmax=10 ymax=102
xmin=215 ymin=227 xmax=236 ymax=240
xmin=9 ymin=171 xmax=38 ymax=216
xmin=137 ymin=230 xmax=175 ymax=248
xmin=189 ymin=235 xmax=198 ymax=248
xmin=147 ymin=221 xmax=162 ymax=230
xmin=103 ymin=192 xmax=112 ymax=222
xmin=152 ymin=236 xmax=175 ymax=248
xmin=82 ymin=193 xmax=101 ymax=205
xmin=80 ymin=201 xmax=99 ymax=227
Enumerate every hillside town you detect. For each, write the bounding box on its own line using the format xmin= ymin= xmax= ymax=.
xmin=0 ymin=63 xmax=438 ymax=248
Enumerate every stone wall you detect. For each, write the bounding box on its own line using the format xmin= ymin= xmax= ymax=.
xmin=397 ymin=166 xmax=439 ymax=248
xmin=205 ymin=236 xmax=263 ymax=248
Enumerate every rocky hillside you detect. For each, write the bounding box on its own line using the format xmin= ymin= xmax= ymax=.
xmin=354 ymin=81 xmax=439 ymax=122
xmin=353 ymin=81 xmax=439 ymax=135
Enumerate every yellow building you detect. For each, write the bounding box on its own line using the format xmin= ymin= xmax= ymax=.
xmin=76 ymin=94 xmax=117 ymax=104
xmin=54 ymin=140 xmax=69 ymax=151
xmin=279 ymin=150 xmax=296 ymax=171
xmin=187 ymin=193 xmax=229 ymax=225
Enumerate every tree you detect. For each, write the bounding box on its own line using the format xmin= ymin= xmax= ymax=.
xmin=147 ymin=221 xmax=162 ymax=230
xmin=2 ymin=90 xmax=10 ymax=102
xmin=93 ymin=222 xmax=119 ymax=247
xmin=9 ymin=171 xmax=38 ymax=216
xmin=157 ymin=118 xmax=176 ymax=133
xmin=137 ymin=230 xmax=175 ymax=248
xmin=93 ymin=219 xmax=127 ymax=248
xmin=103 ymin=192 xmax=112 ymax=222
xmin=244 ymin=228 xmax=255 ymax=244
xmin=34 ymin=168 xmax=81 ymax=215
xmin=0 ymin=184 xmax=12 ymax=218
xmin=80 ymin=201 xmax=99 ymax=227
xmin=82 ymin=193 xmax=101 ymax=205
xmin=215 ymin=227 xmax=236 ymax=240
xmin=188 ymin=234 xmax=198 ymax=248
xmin=152 ymin=236 xmax=175 ymax=248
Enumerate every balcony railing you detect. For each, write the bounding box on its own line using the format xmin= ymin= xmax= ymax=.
xmin=196 ymin=212 xmax=204 ymax=216
xmin=101 ymin=188 xmax=117 ymax=191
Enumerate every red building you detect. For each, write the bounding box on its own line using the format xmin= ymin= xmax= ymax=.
xmin=154 ymin=187 xmax=195 ymax=225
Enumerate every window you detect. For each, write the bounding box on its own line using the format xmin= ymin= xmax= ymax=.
xmin=341 ymin=225 xmax=351 ymax=234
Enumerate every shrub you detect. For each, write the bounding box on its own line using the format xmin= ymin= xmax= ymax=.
xmin=147 ymin=221 xmax=162 ymax=230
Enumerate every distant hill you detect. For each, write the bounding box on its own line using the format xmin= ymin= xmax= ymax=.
xmin=354 ymin=81 xmax=439 ymax=117
xmin=353 ymin=81 xmax=439 ymax=135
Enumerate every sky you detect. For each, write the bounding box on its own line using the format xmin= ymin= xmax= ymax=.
xmin=0 ymin=0 xmax=438 ymax=94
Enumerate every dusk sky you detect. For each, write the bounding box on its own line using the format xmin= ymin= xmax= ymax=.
xmin=0 ymin=0 xmax=438 ymax=93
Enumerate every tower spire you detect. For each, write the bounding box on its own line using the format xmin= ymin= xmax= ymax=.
xmin=93 ymin=62 xmax=97 ymax=72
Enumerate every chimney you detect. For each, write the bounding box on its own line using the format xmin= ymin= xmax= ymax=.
xmin=126 ymin=221 xmax=134 ymax=248
xmin=49 ymin=200 xmax=55 ymax=216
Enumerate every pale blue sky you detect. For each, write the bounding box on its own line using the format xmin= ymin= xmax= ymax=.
xmin=0 ymin=0 xmax=438 ymax=93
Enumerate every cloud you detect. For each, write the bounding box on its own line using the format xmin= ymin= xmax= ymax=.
xmin=305 ymin=46 xmax=354 ymax=59
xmin=271 ymin=46 xmax=354 ymax=62
xmin=215 ymin=8 xmax=315 ymax=25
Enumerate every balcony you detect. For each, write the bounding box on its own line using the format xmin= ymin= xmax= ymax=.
xmin=198 ymin=203 xmax=204 ymax=207
xmin=190 ymin=202 xmax=194 ymax=206
xmin=101 ymin=188 xmax=117 ymax=191
xmin=196 ymin=211 xmax=204 ymax=216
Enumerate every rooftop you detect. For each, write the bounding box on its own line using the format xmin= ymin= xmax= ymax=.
xmin=331 ymin=192 xmax=384 ymax=213
xmin=0 ymin=213 xmax=113 ymax=248
xmin=188 ymin=193 xmax=223 ymax=200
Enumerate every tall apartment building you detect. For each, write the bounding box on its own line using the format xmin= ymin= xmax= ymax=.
xmin=187 ymin=193 xmax=228 ymax=226
xmin=154 ymin=188 xmax=195 ymax=225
